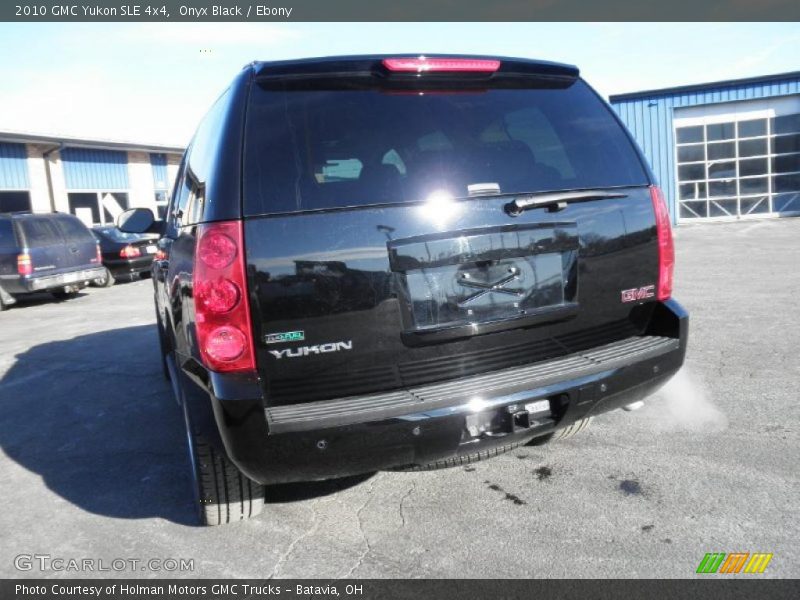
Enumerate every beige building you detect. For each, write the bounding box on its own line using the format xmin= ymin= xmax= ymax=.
xmin=0 ymin=131 xmax=183 ymax=225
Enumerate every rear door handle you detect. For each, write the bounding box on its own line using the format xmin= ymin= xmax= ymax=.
xmin=69 ymin=247 xmax=79 ymax=253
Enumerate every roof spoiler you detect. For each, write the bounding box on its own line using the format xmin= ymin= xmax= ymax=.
xmin=252 ymin=54 xmax=579 ymax=90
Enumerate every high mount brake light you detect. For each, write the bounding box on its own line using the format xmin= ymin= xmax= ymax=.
xmin=382 ymin=57 xmax=501 ymax=73
xmin=650 ymin=186 xmax=675 ymax=301
xmin=193 ymin=221 xmax=255 ymax=373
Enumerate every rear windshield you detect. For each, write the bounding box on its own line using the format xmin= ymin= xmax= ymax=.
xmin=93 ymin=226 xmax=152 ymax=243
xmin=54 ymin=215 xmax=94 ymax=244
xmin=18 ymin=217 xmax=63 ymax=246
xmin=243 ymin=79 xmax=648 ymax=214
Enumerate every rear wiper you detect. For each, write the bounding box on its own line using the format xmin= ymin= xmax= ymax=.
xmin=505 ymin=190 xmax=628 ymax=216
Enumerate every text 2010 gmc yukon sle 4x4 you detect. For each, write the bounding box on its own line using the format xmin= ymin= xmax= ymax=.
xmin=118 ymin=55 xmax=688 ymax=525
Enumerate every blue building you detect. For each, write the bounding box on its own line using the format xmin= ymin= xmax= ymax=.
xmin=610 ymin=71 xmax=800 ymax=224
xmin=0 ymin=131 xmax=183 ymax=225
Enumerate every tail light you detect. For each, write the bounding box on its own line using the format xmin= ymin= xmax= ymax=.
xmin=92 ymin=244 xmax=102 ymax=264
xmin=120 ymin=245 xmax=141 ymax=258
xmin=193 ymin=220 xmax=255 ymax=373
xmin=382 ymin=57 xmax=501 ymax=73
xmin=17 ymin=253 xmax=32 ymax=276
xmin=650 ymin=186 xmax=674 ymax=301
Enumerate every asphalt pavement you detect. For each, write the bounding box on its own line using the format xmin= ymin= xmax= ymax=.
xmin=0 ymin=218 xmax=798 ymax=578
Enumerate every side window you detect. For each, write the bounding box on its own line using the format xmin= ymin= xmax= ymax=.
xmin=19 ymin=218 xmax=63 ymax=247
xmin=319 ymin=159 xmax=363 ymax=183
xmin=165 ymin=155 xmax=192 ymax=237
xmin=54 ymin=215 xmax=93 ymax=243
xmin=0 ymin=219 xmax=17 ymax=251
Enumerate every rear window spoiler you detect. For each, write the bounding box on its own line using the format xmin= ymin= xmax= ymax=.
xmin=252 ymin=55 xmax=579 ymax=90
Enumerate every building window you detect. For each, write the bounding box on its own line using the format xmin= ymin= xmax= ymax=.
xmin=675 ymin=112 xmax=800 ymax=220
xmin=68 ymin=192 xmax=129 ymax=226
xmin=0 ymin=191 xmax=32 ymax=213
xmin=154 ymin=190 xmax=169 ymax=219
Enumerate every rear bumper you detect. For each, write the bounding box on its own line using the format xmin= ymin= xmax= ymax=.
xmin=105 ymin=257 xmax=153 ymax=277
xmin=189 ymin=299 xmax=688 ymax=485
xmin=17 ymin=266 xmax=107 ymax=292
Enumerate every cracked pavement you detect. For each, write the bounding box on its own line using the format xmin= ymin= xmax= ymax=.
xmin=0 ymin=218 xmax=798 ymax=578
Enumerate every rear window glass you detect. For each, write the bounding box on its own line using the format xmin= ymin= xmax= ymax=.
xmin=243 ymin=80 xmax=647 ymax=214
xmin=19 ymin=217 xmax=63 ymax=246
xmin=93 ymin=226 xmax=152 ymax=243
xmin=55 ymin=215 xmax=94 ymax=243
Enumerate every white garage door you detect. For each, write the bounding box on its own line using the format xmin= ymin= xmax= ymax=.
xmin=674 ymin=95 xmax=800 ymax=221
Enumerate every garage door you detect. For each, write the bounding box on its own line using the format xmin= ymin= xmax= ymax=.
xmin=674 ymin=96 xmax=800 ymax=221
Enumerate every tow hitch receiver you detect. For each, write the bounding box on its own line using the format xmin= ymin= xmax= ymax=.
xmin=464 ymin=398 xmax=555 ymax=440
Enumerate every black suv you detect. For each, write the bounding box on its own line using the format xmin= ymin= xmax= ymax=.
xmin=0 ymin=212 xmax=104 ymax=309
xmin=119 ymin=55 xmax=688 ymax=525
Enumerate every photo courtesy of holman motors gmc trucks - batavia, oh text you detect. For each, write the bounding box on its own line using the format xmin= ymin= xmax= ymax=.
xmin=117 ymin=54 xmax=688 ymax=526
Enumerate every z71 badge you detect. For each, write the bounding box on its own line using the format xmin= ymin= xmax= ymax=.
xmin=621 ymin=285 xmax=655 ymax=303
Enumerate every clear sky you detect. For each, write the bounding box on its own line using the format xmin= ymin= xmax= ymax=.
xmin=0 ymin=22 xmax=797 ymax=146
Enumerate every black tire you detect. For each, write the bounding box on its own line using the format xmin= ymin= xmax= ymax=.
xmin=52 ymin=289 xmax=79 ymax=301
xmin=179 ymin=377 xmax=265 ymax=525
xmin=400 ymin=440 xmax=526 ymax=471
xmin=93 ymin=268 xmax=115 ymax=287
xmin=525 ymin=417 xmax=593 ymax=446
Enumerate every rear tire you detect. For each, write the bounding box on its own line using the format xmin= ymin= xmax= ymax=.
xmin=525 ymin=417 xmax=593 ymax=446
xmin=93 ymin=268 xmax=115 ymax=287
xmin=179 ymin=379 xmax=265 ymax=525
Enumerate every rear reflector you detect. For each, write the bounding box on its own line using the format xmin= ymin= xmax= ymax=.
xmin=17 ymin=253 xmax=32 ymax=276
xmin=650 ymin=186 xmax=674 ymax=301
xmin=382 ymin=57 xmax=500 ymax=73
xmin=193 ymin=221 xmax=255 ymax=373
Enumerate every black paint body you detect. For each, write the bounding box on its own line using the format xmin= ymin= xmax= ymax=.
xmin=151 ymin=55 xmax=688 ymax=484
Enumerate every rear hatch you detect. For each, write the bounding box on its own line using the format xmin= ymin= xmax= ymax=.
xmin=242 ymin=56 xmax=659 ymax=406
xmin=51 ymin=214 xmax=98 ymax=270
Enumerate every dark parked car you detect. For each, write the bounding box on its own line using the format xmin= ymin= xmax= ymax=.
xmin=119 ymin=55 xmax=688 ymax=525
xmin=90 ymin=226 xmax=158 ymax=287
xmin=0 ymin=212 xmax=105 ymax=310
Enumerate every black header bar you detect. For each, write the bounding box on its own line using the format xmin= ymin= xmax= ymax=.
xmin=2 ymin=0 xmax=798 ymax=22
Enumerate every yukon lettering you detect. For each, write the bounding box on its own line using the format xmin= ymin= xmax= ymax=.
xmin=269 ymin=341 xmax=353 ymax=359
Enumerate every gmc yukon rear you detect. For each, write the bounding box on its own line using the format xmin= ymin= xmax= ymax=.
xmin=119 ymin=55 xmax=688 ymax=525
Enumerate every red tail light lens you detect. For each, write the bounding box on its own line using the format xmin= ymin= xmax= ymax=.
xmin=196 ymin=277 xmax=241 ymax=314
xmin=17 ymin=253 xmax=33 ymax=276
xmin=120 ymin=245 xmax=141 ymax=258
xmin=193 ymin=221 xmax=255 ymax=373
xmin=205 ymin=326 xmax=247 ymax=362
xmin=383 ymin=57 xmax=501 ymax=73
xmin=650 ymin=186 xmax=674 ymax=301
xmin=92 ymin=244 xmax=102 ymax=263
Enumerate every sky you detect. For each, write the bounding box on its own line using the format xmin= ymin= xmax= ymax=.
xmin=0 ymin=22 xmax=797 ymax=146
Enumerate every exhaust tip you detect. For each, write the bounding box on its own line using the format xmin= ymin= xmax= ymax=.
xmin=622 ymin=401 xmax=645 ymax=412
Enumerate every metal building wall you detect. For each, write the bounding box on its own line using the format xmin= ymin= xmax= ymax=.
xmin=610 ymin=74 xmax=800 ymax=222
xmin=60 ymin=148 xmax=129 ymax=190
xmin=0 ymin=142 xmax=30 ymax=189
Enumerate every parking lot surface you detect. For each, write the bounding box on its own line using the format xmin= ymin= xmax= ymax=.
xmin=1 ymin=218 xmax=798 ymax=579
